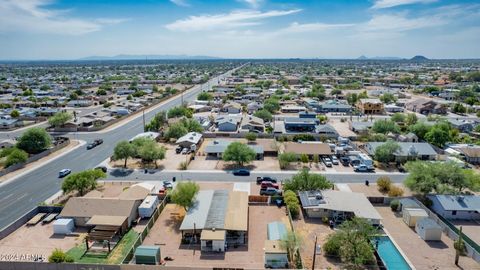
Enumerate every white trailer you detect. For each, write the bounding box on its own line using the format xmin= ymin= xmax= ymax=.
xmin=138 ymin=196 xmax=159 ymax=218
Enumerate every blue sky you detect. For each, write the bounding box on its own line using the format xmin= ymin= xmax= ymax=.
xmin=1 ymin=0 xmax=479 ymax=59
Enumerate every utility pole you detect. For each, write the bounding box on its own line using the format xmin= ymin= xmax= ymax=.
xmin=312 ymin=235 xmax=318 ymax=270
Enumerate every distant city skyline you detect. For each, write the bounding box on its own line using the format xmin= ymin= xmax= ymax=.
xmin=1 ymin=0 xmax=480 ymax=60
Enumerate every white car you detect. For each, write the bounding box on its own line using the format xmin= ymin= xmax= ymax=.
xmin=58 ymin=169 xmax=71 ymax=178
xmin=331 ymin=156 xmax=339 ymax=165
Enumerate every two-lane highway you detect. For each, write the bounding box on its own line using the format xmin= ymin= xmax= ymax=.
xmin=0 ymin=68 xmax=237 ymax=230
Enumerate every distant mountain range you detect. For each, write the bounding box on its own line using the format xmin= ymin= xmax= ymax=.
xmin=357 ymin=55 xmax=429 ymax=61
xmin=78 ymin=54 xmax=222 ymax=61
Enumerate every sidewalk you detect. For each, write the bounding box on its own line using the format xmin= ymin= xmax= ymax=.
xmin=0 ymin=140 xmax=85 ymax=187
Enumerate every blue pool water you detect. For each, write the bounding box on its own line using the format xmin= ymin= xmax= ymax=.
xmin=374 ymin=236 xmax=412 ymax=270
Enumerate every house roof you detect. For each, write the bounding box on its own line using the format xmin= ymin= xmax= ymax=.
xmin=60 ymin=198 xmax=137 ymax=218
xmin=204 ymin=140 xmax=263 ymax=154
xmin=299 ymin=190 xmax=382 ymax=221
xmin=176 ymin=132 xmax=202 ymax=145
xmin=86 ymin=215 xmax=128 ymax=227
xmin=180 ymin=190 xmax=248 ymax=231
xmin=118 ymin=185 xmax=151 ymax=200
xmin=284 ymin=142 xmax=332 ymax=155
xmin=429 ymin=195 xmax=480 ymax=212
xmin=366 ymin=142 xmax=437 ymax=157
xmin=457 ymin=146 xmax=480 ymax=158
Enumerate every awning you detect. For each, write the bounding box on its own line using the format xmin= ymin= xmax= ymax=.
xmin=86 ymin=215 xmax=128 ymax=227
xmin=201 ymin=229 xmax=226 ymax=241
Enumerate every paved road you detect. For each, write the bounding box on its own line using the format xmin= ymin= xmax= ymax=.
xmin=0 ymin=68 xmax=237 ymax=230
xmin=105 ymin=169 xmax=408 ymax=183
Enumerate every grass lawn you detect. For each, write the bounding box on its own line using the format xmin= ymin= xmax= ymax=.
xmin=66 ymin=229 xmax=140 ymax=264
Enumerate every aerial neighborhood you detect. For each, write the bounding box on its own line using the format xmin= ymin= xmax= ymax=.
xmin=0 ymin=59 xmax=480 ymax=270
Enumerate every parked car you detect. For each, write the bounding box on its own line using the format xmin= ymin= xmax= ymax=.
xmin=86 ymin=143 xmax=96 ymax=150
xmin=340 ymin=157 xmax=350 ymax=166
xmin=354 ymin=164 xmax=374 ymax=172
xmin=260 ymin=187 xmax=282 ymax=196
xmin=58 ymin=169 xmax=71 ymax=178
xmin=233 ymin=169 xmax=250 ymax=176
xmin=260 ymin=181 xmax=279 ymax=189
xmin=256 ymin=176 xmax=278 ymax=185
xmin=322 ymin=157 xmax=333 ymax=167
xmin=331 ymin=156 xmax=339 ymax=165
xmin=163 ymin=180 xmax=173 ymax=189
xmin=95 ymin=166 xmax=107 ymax=173
xmin=175 ymin=146 xmax=183 ymax=154
xmin=181 ymin=148 xmax=188 ymax=155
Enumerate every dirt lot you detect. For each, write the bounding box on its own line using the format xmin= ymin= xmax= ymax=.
xmin=142 ymin=204 xmax=289 ymax=269
xmin=0 ymin=222 xmax=87 ymax=261
xmin=449 ymin=220 xmax=480 ymax=245
xmin=376 ymin=206 xmax=480 ymax=270
xmin=348 ymin=183 xmax=413 ymax=197
xmin=293 ymin=211 xmax=340 ymax=270
xmin=110 ymin=143 xmax=186 ymax=170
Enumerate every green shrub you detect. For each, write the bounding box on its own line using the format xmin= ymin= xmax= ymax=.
xmin=48 ymin=248 xmax=73 ymax=263
xmin=5 ymin=148 xmax=28 ymax=167
xmin=390 ymin=199 xmax=400 ymax=211
xmin=323 ymin=234 xmax=341 ymax=256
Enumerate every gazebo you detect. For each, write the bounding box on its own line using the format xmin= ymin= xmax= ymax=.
xmin=85 ymin=215 xmax=128 ymax=253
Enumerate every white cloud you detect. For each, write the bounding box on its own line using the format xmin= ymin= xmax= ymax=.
xmin=361 ymin=13 xmax=445 ymax=32
xmin=165 ymin=9 xmax=301 ymax=32
xmin=238 ymin=0 xmax=264 ymax=9
xmin=170 ymin=0 xmax=190 ymax=7
xmin=371 ymin=0 xmax=437 ymax=9
xmin=279 ymin=22 xmax=354 ymax=33
xmin=0 ymin=0 xmax=125 ymax=35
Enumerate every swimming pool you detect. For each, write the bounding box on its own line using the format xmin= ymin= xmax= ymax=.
xmin=374 ymin=236 xmax=412 ymax=270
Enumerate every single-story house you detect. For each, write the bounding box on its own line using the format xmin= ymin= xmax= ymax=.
xmin=281 ymin=105 xmax=307 ymax=113
xmin=318 ymin=101 xmax=352 ymax=113
xmin=223 ymin=101 xmax=242 ymax=114
xmin=176 ymin=132 xmax=203 ymax=149
xmin=204 ymin=140 xmax=263 ymax=159
xmin=385 ymin=104 xmax=405 ymax=113
xmin=216 ymin=115 xmax=241 ymax=132
xmin=365 ymin=142 xmax=437 ymax=162
xmin=299 ymin=190 xmax=382 ymax=225
xmin=247 ymin=101 xmax=263 ymax=114
xmin=455 ymin=146 xmax=480 ymax=164
xmin=447 ymin=119 xmax=474 ymax=133
xmin=349 ymin=121 xmax=374 ymax=134
xmin=179 ymin=190 xmax=249 ymax=252
xmin=59 ymin=197 xmax=139 ymax=227
xmin=240 ymin=115 xmax=265 ymax=133
xmin=0 ymin=118 xmax=21 ymax=130
xmin=428 ymin=195 xmax=480 ymax=220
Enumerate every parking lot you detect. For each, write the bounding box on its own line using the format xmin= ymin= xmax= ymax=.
xmin=142 ymin=203 xmax=288 ymax=269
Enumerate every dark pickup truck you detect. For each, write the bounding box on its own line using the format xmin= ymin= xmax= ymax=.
xmin=87 ymin=139 xmax=104 ymax=150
